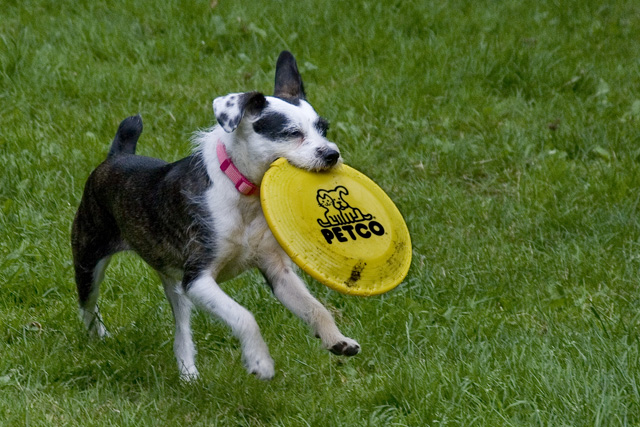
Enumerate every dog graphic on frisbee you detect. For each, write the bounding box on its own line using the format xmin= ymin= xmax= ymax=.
xmin=316 ymin=186 xmax=373 ymax=227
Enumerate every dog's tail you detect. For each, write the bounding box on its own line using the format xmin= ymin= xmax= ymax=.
xmin=107 ymin=115 xmax=143 ymax=158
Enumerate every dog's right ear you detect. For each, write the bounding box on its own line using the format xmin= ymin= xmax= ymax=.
xmin=213 ymin=91 xmax=267 ymax=133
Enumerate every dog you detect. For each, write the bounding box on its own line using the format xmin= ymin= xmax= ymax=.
xmin=316 ymin=186 xmax=373 ymax=227
xmin=72 ymin=51 xmax=360 ymax=381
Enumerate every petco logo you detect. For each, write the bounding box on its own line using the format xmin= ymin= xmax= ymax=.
xmin=316 ymin=185 xmax=385 ymax=244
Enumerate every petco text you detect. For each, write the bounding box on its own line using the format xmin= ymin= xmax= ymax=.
xmin=320 ymin=220 xmax=385 ymax=244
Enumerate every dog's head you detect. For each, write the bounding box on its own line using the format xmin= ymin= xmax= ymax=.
xmin=212 ymin=51 xmax=341 ymax=173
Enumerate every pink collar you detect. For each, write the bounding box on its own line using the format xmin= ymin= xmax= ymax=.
xmin=216 ymin=142 xmax=259 ymax=196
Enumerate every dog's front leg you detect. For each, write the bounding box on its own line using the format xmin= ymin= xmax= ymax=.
xmin=260 ymin=258 xmax=361 ymax=356
xmin=185 ymin=272 xmax=275 ymax=380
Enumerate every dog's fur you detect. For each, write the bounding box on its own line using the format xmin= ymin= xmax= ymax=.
xmin=71 ymin=51 xmax=360 ymax=381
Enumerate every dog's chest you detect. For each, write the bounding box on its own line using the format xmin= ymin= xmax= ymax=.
xmin=205 ymin=187 xmax=277 ymax=280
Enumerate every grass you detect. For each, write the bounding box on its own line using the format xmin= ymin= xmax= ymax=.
xmin=2 ymin=0 xmax=640 ymax=424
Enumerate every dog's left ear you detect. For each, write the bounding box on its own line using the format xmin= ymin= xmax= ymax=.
xmin=213 ymin=91 xmax=267 ymax=133
xmin=274 ymin=51 xmax=306 ymax=101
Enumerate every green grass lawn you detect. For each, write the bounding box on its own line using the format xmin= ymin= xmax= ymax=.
xmin=2 ymin=0 xmax=640 ymax=425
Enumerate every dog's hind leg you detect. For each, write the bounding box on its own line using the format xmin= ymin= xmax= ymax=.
xmin=74 ymin=254 xmax=112 ymax=338
xmin=72 ymin=206 xmax=121 ymax=339
xmin=185 ymin=272 xmax=275 ymax=380
xmin=159 ymin=273 xmax=199 ymax=381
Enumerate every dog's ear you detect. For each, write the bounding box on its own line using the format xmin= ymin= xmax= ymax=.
xmin=213 ymin=91 xmax=267 ymax=133
xmin=274 ymin=51 xmax=306 ymax=101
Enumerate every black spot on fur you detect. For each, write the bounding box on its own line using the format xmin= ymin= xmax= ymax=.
xmin=217 ymin=112 xmax=229 ymax=128
xmin=241 ymin=92 xmax=267 ymax=115
xmin=252 ymin=112 xmax=292 ymax=140
xmin=315 ymin=118 xmax=329 ymax=137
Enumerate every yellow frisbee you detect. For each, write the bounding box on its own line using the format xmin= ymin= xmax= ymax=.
xmin=260 ymin=158 xmax=412 ymax=296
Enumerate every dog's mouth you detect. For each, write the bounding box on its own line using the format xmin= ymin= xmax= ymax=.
xmin=315 ymin=160 xmax=342 ymax=172
xmin=309 ymin=157 xmax=343 ymax=172
xmin=285 ymin=152 xmax=342 ymax=173
xmin=311 ymin=147 xmax=342 ymax=172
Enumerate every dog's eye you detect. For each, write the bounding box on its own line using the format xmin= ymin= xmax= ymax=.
xmin=285 ymin=129 xmax=304 ymax=139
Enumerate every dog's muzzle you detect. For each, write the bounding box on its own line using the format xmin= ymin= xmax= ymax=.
xmin=323 ymin=149 xmax=340 ymax=166
xmin=317 ymin=148 xmax=340 ymax=168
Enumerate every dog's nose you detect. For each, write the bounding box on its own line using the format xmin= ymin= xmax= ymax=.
xmin=323 ymin=149 xmax=340 ymax=166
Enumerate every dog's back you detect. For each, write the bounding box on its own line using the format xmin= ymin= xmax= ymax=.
xmin=73 ymin=116 xmax=212 ymax=278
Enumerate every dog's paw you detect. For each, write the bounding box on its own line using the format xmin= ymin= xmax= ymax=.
xmin=244 ymin=353 xmax=275 ymax=380
xmin=328 ymin=337 xmax=361 ymax=356
xmin=81 ymin=309 xmax=111 ymax=339
xmin=179 ymin=367 xmax=200 ymax=383
xmin=180 ymin=368 xmax=200 ymax=383
xmin=86 ymin=320 xmax=110 ymax=339
xmin=93 ymin=324 xmax=111 ymax=339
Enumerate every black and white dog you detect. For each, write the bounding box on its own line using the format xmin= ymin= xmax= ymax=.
xmin=72 ymin=51 xmax=360 ymax=381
